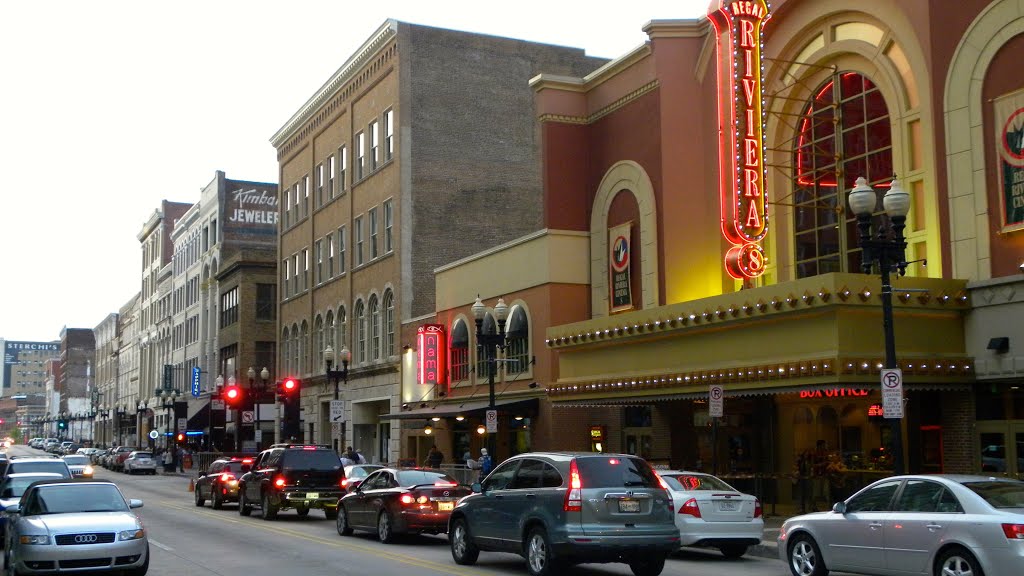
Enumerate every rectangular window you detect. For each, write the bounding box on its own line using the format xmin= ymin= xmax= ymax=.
xmin=355 ymin=132 xmax=365 ymax=181
xmin=383 ymin=199 xmax=393 ymax=253
xmin=315 ymin=239 xmax=323 ymax=285
xmin=339 ymin=146 xmax=347 ymax=192
xmin=355 ymin=216 xmax=364 ymax=266
xmin=338 ymin=225 xmax=347 ymax=273
xmin=327 ymin=155 xmax=335 ymax=200
xmin=302 ymin=248 xmax=309 ymax=291
xmin=256 ymin=284 xmax=276 ymax=320
xmin=303 ymin=175 xmax=310 ymax=217
xmin=451 ymin=347 xmax=469 ymax=381
xmin=283 ymin=259 xmax=291 ymax=299
xmin=326 ymin=233 xmax=335 ymax=278
xmin=316 ymin=163 xmax=324 ymax=207
xmin=369 ymin=120 xmax=379 ymax=171
xmin=220 ymin=344 xmax=237 ymax=381
xmin=220 ymin=287 xmax=238 ymax=328
xmin=255 ymin=341 xmax=276 ymax=379
xmin=292 ymin=254 xmax=300 ymax=294
xmin=369 ymin=207 xmax=379 ymax=259
xmin=285 ymin=186 xmax=293 ymax=228
xmin=384 ymin=109 xmax=394 ymax=161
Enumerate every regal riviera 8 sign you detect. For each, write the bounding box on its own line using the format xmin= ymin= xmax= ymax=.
xmin=709 ymin=1 xmax=771 ymax=279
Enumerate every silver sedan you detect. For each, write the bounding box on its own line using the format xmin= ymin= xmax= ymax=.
xmin=4 ymin=479 xmax=148 ymax=575
xmin=778 ymin=474 xmax=1024 ymax=576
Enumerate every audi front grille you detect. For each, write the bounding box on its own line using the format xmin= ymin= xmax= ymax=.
xmin=55 ymin=533 xmax=116 ymax=545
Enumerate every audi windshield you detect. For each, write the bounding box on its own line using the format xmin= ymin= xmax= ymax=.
xmin=27 ymin=483 xmax=128 ymax=514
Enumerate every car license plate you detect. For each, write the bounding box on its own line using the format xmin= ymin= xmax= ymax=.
xmin=438 ymin=501 xmax=454 ymax=511
xmin=718 ymin=501 xmax=739 ymax=511
xmin=618 ymin=499 xmax=640 ymax=513
xmin=306 ymin=492 xmax=319 ymax=500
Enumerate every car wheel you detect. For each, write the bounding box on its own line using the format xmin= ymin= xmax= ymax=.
xmin=377 ymin=510 xmax=396 ymax=543
xmin=525 ymin=526 xmax=562 ymax=576
xmin=296 ymin=506 xmax=310 ymax=517
xmin=788 ymin=534 xmax=828 ymax=576
xmin=194 ymin=487 xmax=205 ymax=507
xmin=262 ymin=492 xmax=279 ymax=520
xmin=935 ymin=546 xmax=984 ymax=576
xmin=124 ymin=544 xmax=149 ymax=576
xmin=720 ymin=544 xmax=748 ymax=559
xmin=629 ymin=555 xmax=666 ymax=576
xmin=336 ymin=504 xmax=353 ymax=536
xmin=211 ymin=489 xmax=223 ymax=510
xmin=449 ymin=517 xmax=479 ymax=565
xmin=238 ymin=490 xmax=252 ymax=517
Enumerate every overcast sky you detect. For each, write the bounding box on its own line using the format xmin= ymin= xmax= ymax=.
xmin=0 ymin=0 xmax=709 ymax=343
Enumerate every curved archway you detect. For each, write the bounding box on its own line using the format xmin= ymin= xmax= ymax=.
xmin=590 ymin=160 xmax=659 ymax=316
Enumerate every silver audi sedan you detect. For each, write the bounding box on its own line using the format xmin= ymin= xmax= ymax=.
xmin=778 ymin=474 xmax=1024 ymax=576
xmin=3 ymin=479 xmax=148 ymax=575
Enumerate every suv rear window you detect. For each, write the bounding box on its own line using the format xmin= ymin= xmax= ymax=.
xmin=224 ymin=461 xmax=250 ymax=474
xmin=397 ymin=470 xmax=457 ymax=486
xmin=964 ymin=480 xmax=1024 ymax=508
xmin=575 ymin=456 xmax=660 ymax=488
xmin=281 ymin=450 xmax=341 ymax=470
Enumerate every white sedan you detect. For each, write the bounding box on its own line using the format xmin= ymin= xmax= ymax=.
xmin=658 ymin=470 xmax=763 ymax=558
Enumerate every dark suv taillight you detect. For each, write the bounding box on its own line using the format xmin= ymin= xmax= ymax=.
xmin=563 ymin=459 xmax=582 ymax=512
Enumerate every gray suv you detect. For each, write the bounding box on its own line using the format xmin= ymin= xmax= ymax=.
xmin=448 ymin=452 xmax=679 ymax=576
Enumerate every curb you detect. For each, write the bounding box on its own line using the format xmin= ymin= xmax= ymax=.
xmin=747 ymin=543 xmax=780 ymax=560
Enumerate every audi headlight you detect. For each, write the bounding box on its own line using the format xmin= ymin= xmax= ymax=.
xmin=19 ymin=535 xmax=49 ymax=545
xmin=83 ymin=465 xmax=94 ymax=476
xmin=118 ymin=528 xmax=145 ymax=541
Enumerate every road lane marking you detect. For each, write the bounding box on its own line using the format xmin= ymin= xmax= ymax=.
xmin=158 ymin=500 xmax=484 ymax=576
xmin=149 ymin=539 xmax=174 ymax=551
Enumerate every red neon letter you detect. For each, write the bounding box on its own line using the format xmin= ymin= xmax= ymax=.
xmin=740 ymin=19 xmax=756 ymax=48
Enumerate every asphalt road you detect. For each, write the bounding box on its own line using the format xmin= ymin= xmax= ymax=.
xmin=7 ymin=444 xmax=836 ymax=576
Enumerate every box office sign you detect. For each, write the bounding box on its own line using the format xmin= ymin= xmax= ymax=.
xmin=995 ymin=90 xmax=1024 ymax=232
xmin=417 ymin=324 xmax=447 ymax=393
xmin=609 ymin=222 xmax=633 ymax=313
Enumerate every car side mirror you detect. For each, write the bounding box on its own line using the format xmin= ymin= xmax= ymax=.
xmin=471 ymin=482 xmax=482 ymax=494
xmin=832 ymin=501 xmax=846 ymax=514
xmin=4 ymin=504 xmax=20 ymax=514
xmin=128 ymin=499 xmax=143 ymax=509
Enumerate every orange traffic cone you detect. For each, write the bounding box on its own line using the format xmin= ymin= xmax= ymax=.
xmin=188 ymin=478 xmax=195 ymax=493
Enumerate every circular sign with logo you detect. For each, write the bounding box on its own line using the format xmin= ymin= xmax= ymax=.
xmin=148 ymin=430 xmax=159 ymax=440
xmin=1001 ymin=108 xmax=1024 ymax=164
xmin=611 ymin=234 xmax=630 ymax=273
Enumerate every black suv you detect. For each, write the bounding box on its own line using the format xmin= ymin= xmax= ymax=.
xmin=237 ymin=444 xmax=344 ymax=520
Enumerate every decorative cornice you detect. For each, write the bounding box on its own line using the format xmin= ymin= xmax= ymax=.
xmin=641 ymin=18 xmax=711 ymax=39
xmin=270 ymin=19 xmax=398 ymax=147
xmin=538 ymin=80 xmax=660 ymax=126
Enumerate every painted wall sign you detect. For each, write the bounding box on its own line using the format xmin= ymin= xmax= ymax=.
xmin=417 ymin=324 xmax=447 ymax=393
xmin=994 ymin=90 xmax=1024 ymax=232
xmin=224 ymin=185 xmax=280 ymax=238
xmin=799 ymin=388 xmax=870 ymax=399
xmin=609 ymin=222 xmax=633 ymax=312
xmin=709 ymin=0 xmax=771 ymax=278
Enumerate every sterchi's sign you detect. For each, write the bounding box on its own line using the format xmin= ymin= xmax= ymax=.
xmin=417 ymin=324 xmax=447 ymax=394
xmin=709 ymin=1 xmax=771 ymax=279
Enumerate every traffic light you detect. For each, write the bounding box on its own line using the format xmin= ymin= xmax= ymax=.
xmin=176 ymin=433 xmax=185 ymax=442
xmin=57 ymin=419 xmax=66 ymax=430
xmin=224 ymin=384 xmax=243 ymax=407
xmin=277 ymin=377 xmax=300 ymax=399
xmin=278 ymin=378 xmax=301 ymax=441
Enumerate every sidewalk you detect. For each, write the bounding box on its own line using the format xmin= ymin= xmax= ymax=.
xmin=748 ymin=514 xmax=786 ymax=560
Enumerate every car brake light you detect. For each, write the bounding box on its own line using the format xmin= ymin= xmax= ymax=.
xmin=242 ymin=458 xmax=253 ymax=464
xmin=417 ymin=496 xmax=429 ymax=504
xmin=434 ymin=481 xmax=457 ymax=487
xmin=655 ymin=472 xmax=669 ymax=490
xmin=754 ymin=498 xmax=762 ymax=518
xmin=341 ymin=478 xmax=349 ymax=488
xmin=400 ymin=494 xmax=415 ymax=505
xmin=564 ymin=459 xmax=582 ymax=512
xmin=609 ymin=458 xmax=620 ymax=465
xmin=679 ymin=498 xmax=702 ymax=518
xmin=273 ymin=476 xmax=286 ymax=488
xmin=1002 ymin=524 xmax=1024 ymax=539
xmin=220 ymin=473 xmax=235 ymax=482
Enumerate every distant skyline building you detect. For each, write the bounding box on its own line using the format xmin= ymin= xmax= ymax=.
xmin=1 ymin=339 xmax=60 ymax=398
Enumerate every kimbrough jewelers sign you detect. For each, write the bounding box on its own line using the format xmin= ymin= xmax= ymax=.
xmin=994 ymin=90 xmax=1024 ymax=232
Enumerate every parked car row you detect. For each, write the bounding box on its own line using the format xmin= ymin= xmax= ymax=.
xmin=27 ymin=437 xmax=83 ymax=455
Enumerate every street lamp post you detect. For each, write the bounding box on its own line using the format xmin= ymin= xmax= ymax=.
xmin=137 ymin=401 xmax=148 ymax=449
xmin=247 ymin=367 xmax=271 ymax=450
xmin=117 ymin=406 xmax=126 ymax=446
xmin=324 ymin=345 xmax=350 ymax=453
xmin=472 ymin=296 xmax=509 ymax=461
xmin=160 ymin=390 xmax=177 ymax=464
xmin=849 ymin=176 xmax=910 ymax=476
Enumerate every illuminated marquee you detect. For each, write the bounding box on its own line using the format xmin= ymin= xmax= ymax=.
xmin=417 ymin=324 xmax=447 ymax=393
xmin=799 ymin=388 xmax=870 ymax=399
xmin=709 ymin=1 xmax=771 ymax=279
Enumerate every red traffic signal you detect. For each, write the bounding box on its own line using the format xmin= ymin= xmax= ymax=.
xmin=283 ymin=378 xmax=298 ymax=393
xmin=277 ymin=378 xmax=301 ymax=402
xmin=176 ymin=433 xmax=185 ymax=442
xmin=224 ymin=385 xmax=243 ymax=405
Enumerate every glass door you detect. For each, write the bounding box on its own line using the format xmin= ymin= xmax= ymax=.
xmin=977 ymin=421 xmax=1024 ymax=479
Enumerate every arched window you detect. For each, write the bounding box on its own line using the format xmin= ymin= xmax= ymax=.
xmin=291 ymin=323 xmax=300 ymax=376
xmin=793 ymin=72 xmax=893 ymax=278
xmin=450 ymin=319 xmax=469 ymax=382
xmin=300 ymin=320 xmax=309 ymax=375
xmin=505 ymin=305 xmax=529 ymax=374
xmin=325 ymin=311 xmax=334 ymax=347
xmin=383 ymin=290 xmax=395 ymax=358
xmin=369 ymin=295 xmax=380 ymax=361
xmin=355 ymin=300 xmax=366 ymax=363
xmin=336 ymin=306 xmax=347 ymax=355
xmin=476 ymin=313 xmax=495 ymax=380
xmin=282 ymin=327 xmax=290 ymax=374
xmin=315 ymin=315 xmax=325 ymax=370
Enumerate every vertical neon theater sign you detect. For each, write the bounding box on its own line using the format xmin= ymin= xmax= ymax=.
xmin=709 ymin=1 xmax=771 ymax=279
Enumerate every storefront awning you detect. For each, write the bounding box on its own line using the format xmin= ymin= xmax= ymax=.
xmin=381 ymin=397 xmax=539 ymax=420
